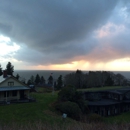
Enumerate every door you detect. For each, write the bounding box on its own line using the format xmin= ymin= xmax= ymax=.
xmin=20 ymin=90 xmax=24 ymax=99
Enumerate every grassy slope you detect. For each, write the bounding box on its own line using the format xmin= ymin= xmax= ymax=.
xmin=79 ymin=86 xmax=128 ymax=91
xmin=0 ymin=86 xmax=130 ymax=125
xmin=104 ymin=111 xmax=130 ymax=124
xmin=0 ymin=92 xmax=64 ymax=124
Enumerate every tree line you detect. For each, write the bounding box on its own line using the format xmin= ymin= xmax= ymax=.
xmin=0 ymin=62 xmax=63 ymax=90
xmin=0 ymin=62 xmax=14 ymax=76
xmin=64 ymin=70 xmax=129 ymax=88
xmin=26 ymin=74 xmax=63 ymax=90
xmin=0 ymin=62 xmax=129 ymax=89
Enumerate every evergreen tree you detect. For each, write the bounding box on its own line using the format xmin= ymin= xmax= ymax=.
xmin=0 ymin=64 xmax=3 ymax=76
xmin=75 ymin=69 xmax=82 ymax=88
xmin=40 ymin=76 xmax=45 ymax=84
xmin=105 ymin=75 xmax=114 ymax=86
xmin=6 ymin=62 xmax=14 ymax=75
xmin=16 ymin=74 xmax=20 ymax=80
xmin=27 ymin=79 xmax=31 ymax=85
xmin=54 ymin=81 xmax=57 ymax=89
xmin=35 ymin=74 xmax=41 ymax=85
xmin=48 ymin=75 xmax=53 ymax=85
xmin=56 ymin=75 xmax=63 ymax=90
xmin=30 ymin=75 xmax=35 ymax=84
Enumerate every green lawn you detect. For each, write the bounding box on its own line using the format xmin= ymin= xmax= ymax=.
xmin=104 ymin=111 xmax=130 ymax=124
xmin=0 ymin=88 xmax=130 ymax=125
xmin=79 ymin=86 xmax=129 ymax=91
xmin=0 ymin=92 xmax=65 ymax=124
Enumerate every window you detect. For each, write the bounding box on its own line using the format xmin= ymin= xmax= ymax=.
xmin=8 ymin=82 xmax=14 ymax=86
xmin=12 ymin=91 xmax=17 ymax=96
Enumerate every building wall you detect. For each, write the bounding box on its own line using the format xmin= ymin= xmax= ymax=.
xmin=0 ymin=90 xmax=30 ymax=102
xmin=0 ymin=78 xmax=25 ymax=87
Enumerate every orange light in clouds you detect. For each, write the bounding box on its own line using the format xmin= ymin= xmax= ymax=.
xmin=106 ymin=58 xmax=130 ymax=71
xmin=52 ymin=61 xmax=90 ymax=70
xmin=30 ymin=61 xmax=90 ymax=70
xmin=15 ymin=58 xmax=130 ymax=71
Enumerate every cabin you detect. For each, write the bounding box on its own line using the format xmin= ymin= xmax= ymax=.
xmin=84 ymin=88 xmax=130 ymax=116
xmin=0 ymin=71 xmax=31 ymax=104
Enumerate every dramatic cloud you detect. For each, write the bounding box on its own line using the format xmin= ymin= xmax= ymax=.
xmin=0 ymin=0 xmax=130 ymax=70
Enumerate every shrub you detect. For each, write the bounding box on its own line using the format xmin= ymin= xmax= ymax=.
xmin=55 ymin=101 xmax=82 ymax=120
xmin=58 ymin=85 xmax=76 ymax=102
xmin=87 ymin=113 xmax=103 ymax=123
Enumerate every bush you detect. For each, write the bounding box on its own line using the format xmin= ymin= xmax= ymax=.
xmin=55 ymin=101 xmax=82 ymax=120
xmin=87 ymin=113 xmax=103 ymax=123
xmin=58 ymin=85 xmax=76 ymax=102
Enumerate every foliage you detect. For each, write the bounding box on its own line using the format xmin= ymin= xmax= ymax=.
xmin=30 ymin=75 xmax=35 ymax=84
xmin=16 ymin=74 xmax=20 ymax=80
xmin=58 ymin=85 xmax=76 ymax=102
xmin=27 ymin=79 xmax=32 ymax=85
xmin=48 ymin=75 xmax=53 ymax=85
xmin=6 ymin=62 xmax=14 ymax=75
xmin=76 ymin=92 xmax=88 ymax=113
xmin=56 ymin=75 xmax=63 ymax=90
xmin=105 ymin=75 xmax=114 ymax=86
xmin=40 ymin=76 xmax=45 ymax=84
xmin=64 ymin=70 xmax=128 ymax=88
xmin=55 ymin=101 xmax=81 ymax=120
xmin=64 ymin=69 xmax=86 ymax=88
xmin=0 ymin=64 xmax=3 ymax=76
xmin=35 ymin=74 xmax=41 ymax=85
xmin=87 ymin=113 xmax=103 ymax=123
xmin=57 ymin=85 xmax=88 ymax=118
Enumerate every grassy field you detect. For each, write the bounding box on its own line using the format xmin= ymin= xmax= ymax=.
xmin=0 ymin=87 xmax=130 ymax=129
xmin=0 ymin=92 xmax=68 ymax=124
xmin=104 ymin=111 xmax=130 ymax=124
xmin=79 ymin=86 xmax=129 ymax=91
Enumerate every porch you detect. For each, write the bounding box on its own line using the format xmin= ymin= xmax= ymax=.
xmin=0 ymin=86 xmax=34 ymax=104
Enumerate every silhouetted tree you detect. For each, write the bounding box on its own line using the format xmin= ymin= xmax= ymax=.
xmin=105 ymin=75 xmax=114 ymax=86
xmin=0 ymin=64 xmax=3 ymax=76
xmin=116 ymin=73 xmax=125 ymax=86
xmin=54 ymin=81 xmax=57 ymax=89
xmin=35 ymin=74 xmax=41 ymax=85
xmin=30 ymin=75 xmax=35 ymax=84
xmin=75 ymin=70 xmax=83 ymax=88
xmin=16 ymin=74 xmax=20 ymax=80
xmin=48 ymin=75 xmax=53 ymax=85
xmin=56 ymin=75 xmax=63 ymax=90
xmin=64 ymin=72 xmax=75 ymax=86
xmin=27 ymin=79 xmax=31 ymax=85
xmin=6 ymin=62 xmax=14 ymax=75
xmin=40 ymin=76 xmax=45 ymax=84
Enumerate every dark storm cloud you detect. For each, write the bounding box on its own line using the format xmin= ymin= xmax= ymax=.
xmin=1 ymin=0 xmax=130 ymax=65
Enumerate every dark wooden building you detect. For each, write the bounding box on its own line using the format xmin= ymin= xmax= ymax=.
xmin=84 ymin=88 xmax=130 ymax=116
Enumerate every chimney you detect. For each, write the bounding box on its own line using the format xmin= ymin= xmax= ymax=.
xmin=3 ymin=70 xmax=7 ymax=78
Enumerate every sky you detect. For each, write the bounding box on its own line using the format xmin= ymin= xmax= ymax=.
xmin=0 ymin=0 xmax=130 ymax=71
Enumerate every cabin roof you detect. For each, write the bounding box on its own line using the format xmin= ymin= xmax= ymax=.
xmin=88 ymin=99 xmax=120 ymax=106
xmin=0 ymin=76 xmax=10 ymax=83
xmin=84 ymin=87 xmax=130 ymax=95
xmin=0 ymin=75 xmax=29 ymax=88
xmin=0 ymin=86 xmax=30 ymax=91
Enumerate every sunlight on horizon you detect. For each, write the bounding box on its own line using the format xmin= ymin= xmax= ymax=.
xmin=18 ymin=59 xmax=130 ymax=71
